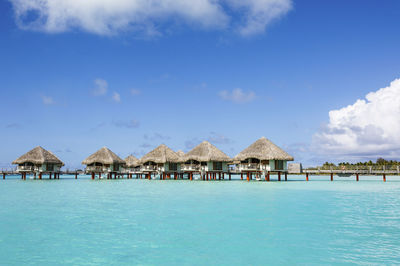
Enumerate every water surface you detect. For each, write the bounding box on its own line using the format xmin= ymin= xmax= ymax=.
xmin=1 ymin=175 xmax=399 ymax=265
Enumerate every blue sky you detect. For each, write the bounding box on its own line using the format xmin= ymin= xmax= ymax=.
xmin=1 ymin=0 xmax=400 ymax=169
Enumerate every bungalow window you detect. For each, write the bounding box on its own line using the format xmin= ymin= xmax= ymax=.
xmin=169 ymin=163 xmax=178 ymax=171
xmin=275 ymin=160 xmax=284 ymax=170
xmin=46 ymin=164 xmax=54 ymax=171
xmin=213 ymin=162 xmax=223 ymax=171
xmin=114 ymin=164 xmax=120 ymax=171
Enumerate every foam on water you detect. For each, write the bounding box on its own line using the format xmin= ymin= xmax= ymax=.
xmin=1 ymin=175 xmax=400 ymax=265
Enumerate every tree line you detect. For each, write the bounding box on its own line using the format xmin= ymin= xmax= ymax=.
xmin=322 ymin=158 xmax=400 ymax=168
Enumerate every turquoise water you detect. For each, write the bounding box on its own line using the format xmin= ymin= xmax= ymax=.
xmin=1 ymin=175 xmax=400 ymax=265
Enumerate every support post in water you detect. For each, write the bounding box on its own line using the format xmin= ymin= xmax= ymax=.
xmin=3 ymin=173 xmax=5 ymax=180
xmin=383 ymin=174 xmax=386 ymax=182
xmin=285 ymin=172 xmax=287 ymax=181
xmin=330 ymin=173 xmax=333 ymax=181
xmin=246 ymin=172 xmax=250 ymax=182
xmin=306 ymin=173 xmax=309 ymax=181
xmin=356 ymin=174 xmax=359 ymax=181
xmin=278 ymin=172 xmax=281 ymax=181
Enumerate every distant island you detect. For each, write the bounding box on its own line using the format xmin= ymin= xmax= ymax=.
xmin=310 ymin=158 xmax=399 ymax=170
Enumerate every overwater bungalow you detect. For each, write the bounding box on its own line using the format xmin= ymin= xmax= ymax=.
xmin=183 ymin=141 xmax=231 ymax=180
xmin=124 ymin=155 xmax=140 ymax=178
xmin=82 ymin=147 xmax=125 ymax=179
xmin=12 ymin=146 xmax=64 ymax=180
xmin=233 ymin=137 xmax=294 ymax=181
xmin=140 ymin=144 xmax=182 ymax=179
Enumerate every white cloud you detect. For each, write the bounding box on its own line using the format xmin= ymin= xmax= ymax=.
xmin=92 ymin=79 xmax=108 ymax=96
xmin=112 ymin=119 xmax=140 ymax=128
xmin=10 ymin=0 xmax=292 ymax=36
xmin=313 ymin=78 xmax=400 ymax=159
xmin=41 ymin=95 xmax=55 ymax=105
xmin=112 ymin=92 xmax=121 ymax=103
xmin=219 ymin=88 xmax=256 ymax=103
xmin=131 ymin=89 xmax=141 ymax=96
xmin=228 ymin=0 xmax=293 ymax=36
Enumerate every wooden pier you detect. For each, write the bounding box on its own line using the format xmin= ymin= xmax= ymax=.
xmin=0 ymin=169 xmax=397 ymax=182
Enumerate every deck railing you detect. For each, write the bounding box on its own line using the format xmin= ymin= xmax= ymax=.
xmin=141 ymin=165 xmax=158 ymax=171
xmin=240 ymin=163 xmax=260 ymax=170
xmin=85 ymin=166 xmax=110 ymax=172
xmin=17 ymin=166 xmax=37 ymax=171
xmin=181 ymin=164 xmax=201 ymax=171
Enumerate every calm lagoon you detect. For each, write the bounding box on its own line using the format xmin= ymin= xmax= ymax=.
xmin=1 ymin=175 xmax=400 ymax=265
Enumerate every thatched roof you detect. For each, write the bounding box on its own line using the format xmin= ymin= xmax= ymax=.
xmin=125 ymin=155 xmax=140 ymax=167
xmin=82 ymin=147 xmax=125 ymax=165
xmin=176 ymin=150 xmax=185 ymax=158
xmin=184 ymin=141 xmax=231 ymax=162
xmin=234 ymin=137 xmax=294 ymax=161
xmin=12 ymin=146 xmax=64 ymax=165
xmin=140 ymin=144 xmax=181 ymax=164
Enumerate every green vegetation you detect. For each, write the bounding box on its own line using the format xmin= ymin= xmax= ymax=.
xmin=319 ymin=158 xmax=400 ymax=170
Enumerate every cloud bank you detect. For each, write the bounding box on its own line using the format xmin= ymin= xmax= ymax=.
xmin=313 ymin=78 xmax=400 ymax=160
xmin=10 ymin=0 xmax=292 ymax=36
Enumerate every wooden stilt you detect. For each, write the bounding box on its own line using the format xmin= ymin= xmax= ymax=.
xmin=266 ymin=171 xmax=270 ymax=181
xmin=278 ymin=172 xmax=281 ymax=181
xmin=247 ymin=172 xmax=250 ymax=181
xmin=241 ymin=173 xmax=243 ymax=180
xmin=75 ymin=173 xmax=78 ymax=179
xmin=330 ymin=173 xmax=333 ymax=181
xmin=91 ymin=172 xmax=95 ymax=180
xmin=39 ymin=173 xmax=42 ymax=180
xmin=99 ymin=173 xmax=101 ymax=179
xmin=383 ymin=174 xmax=386 ymax=182
xmin=229 ymin=173 xmax=231 ymax=180
xmin=356 ymin=174 xmax=359 ymax=181
xmin=306 ymin=173 xmax=309 ymax=181
xmin=3 ymin=173 xmax=6 ymax=179
xmin=285 ymin=172 xmax=287 ymax=181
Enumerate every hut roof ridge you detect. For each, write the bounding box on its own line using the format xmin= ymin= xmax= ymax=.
xmin=140 ymin=144 xmax=181 ymax=164
xmin=183 ymin=141 xmax=231 ymax=162
xmin=82 ymin=147 xmax=125 ymax=165
xmin=234 ymin=137 xmax=294 ymax=161
xmin=12 ymin=146 xmax=64 ymax=165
